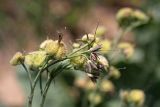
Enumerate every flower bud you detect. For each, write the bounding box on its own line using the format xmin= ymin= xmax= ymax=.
xmin=25 ymin=51 xmax=47 ymax=70
xmin=96 ymin=26 xmax=107 ymax=37
xmin=40 ymin=39 xmax=59 ymax=56
xmin=88 ymin=93 xmax=102 ymax=105
xmin=10 ymin=52 xmax=24 ymax=66
xmin=133 ymin=10 xmax=149 ymax=23
xmin=73 ymin=43 xmax=80 ymax=48
xmin=81 ymin=34 xmax=95 ymax=42
xmin=81 ymin=34 xmax=100 ymax=44
xmin=100 ymin=80 xmax=114 ymax=93
xmin=128 ymin=89 xmax=145 ymax=106
xmin=118 ymin=42 xmax=134 ymax=58
xmin=100 ymin=40 xmax=111 ymax=54
xmin=116 ymin=8 xmax=133 ymax=27
xmin=109 ymin=66 xmax=121 ymax=79
xmin=117 ymin=8 xmax=149 ymax=28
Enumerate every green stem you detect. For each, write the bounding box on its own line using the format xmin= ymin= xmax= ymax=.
xmin=40 ymin=77 xmax=52 ymax=107
xmin=27 ymin=59 xmax=63 ymax=107
xmin=20 ymin=61 xmax=33 ymax=89
xmin=40 ymin=69 xmax=63 ymax=107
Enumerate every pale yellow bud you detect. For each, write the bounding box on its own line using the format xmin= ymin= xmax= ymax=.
xmin=73 ymin=43 xmax=80 ymax=48
xmin=96 ymin=26 xmax=107 ymax=37
xmin=109 ymin=66 xmax=121 ymax=79
xmin=81 ymin=34 xmax=95 ymax=42
xmin=133 ymin=10 xmax=149 ymax=23
xmin=128 ymin=89 xmax=145 ymax=106
xmin=116 ymin=8 xmax=133 ymax=22
xmin=40 ymin=39 xmax=59 ymax=56
xmin=88 ymin=93 xmax=102 ymax=105
xmin=10 ymin=52 xmax=24 ymax=66
xmin=100 ymin=40 xmax=111 ymax=54
xmin=118 ymin=42 xmax=134 ymax=58
xmin=25 ymin=51 xmax=47 ymax=70
xmin=100 ymin=80 xmax=114 ymax=93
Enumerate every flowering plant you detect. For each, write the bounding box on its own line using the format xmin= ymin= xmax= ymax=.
xmin=10 ymin=8 xmax=149 ymax=107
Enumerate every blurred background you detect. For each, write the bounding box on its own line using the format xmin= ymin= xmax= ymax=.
xmin=0 ymin=0 xmax=160 ymax=107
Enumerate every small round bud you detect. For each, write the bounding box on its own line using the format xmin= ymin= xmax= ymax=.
xmin=100 ymin=80 xmax=114 ymax=93
xmin=118 ymin=42 xmax=134 ymax=58
xmin=100 ymin=40 xmax=111 ymax=54
xmin=128 ymin=89 xmax=145 ymax=106
xmin=73 ymin=43 xmax=80 ymax=48
xmin=25 ymin=51 xmax=47 ymax=70
xmin=109 ymin=66 xmax=121 ymax=79
xmin=81 ymin=34 xmax=95 ymax=42
xmin=10 ymin=52 xmax=24 ymax=66
xmin=88 ymin=93 xmax=102 ymax=105
xmin=96 ymin=26 xmax=107 ymax=37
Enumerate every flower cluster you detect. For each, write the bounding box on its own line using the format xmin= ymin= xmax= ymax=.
xmin=116 ymin=7 xmax=149 ymax=28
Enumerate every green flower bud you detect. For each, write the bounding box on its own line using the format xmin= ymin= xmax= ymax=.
xmin=10 ymin=52 xmax=24 ymax=66
xmin=25 ymin=51 xmax=47 ymax=70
